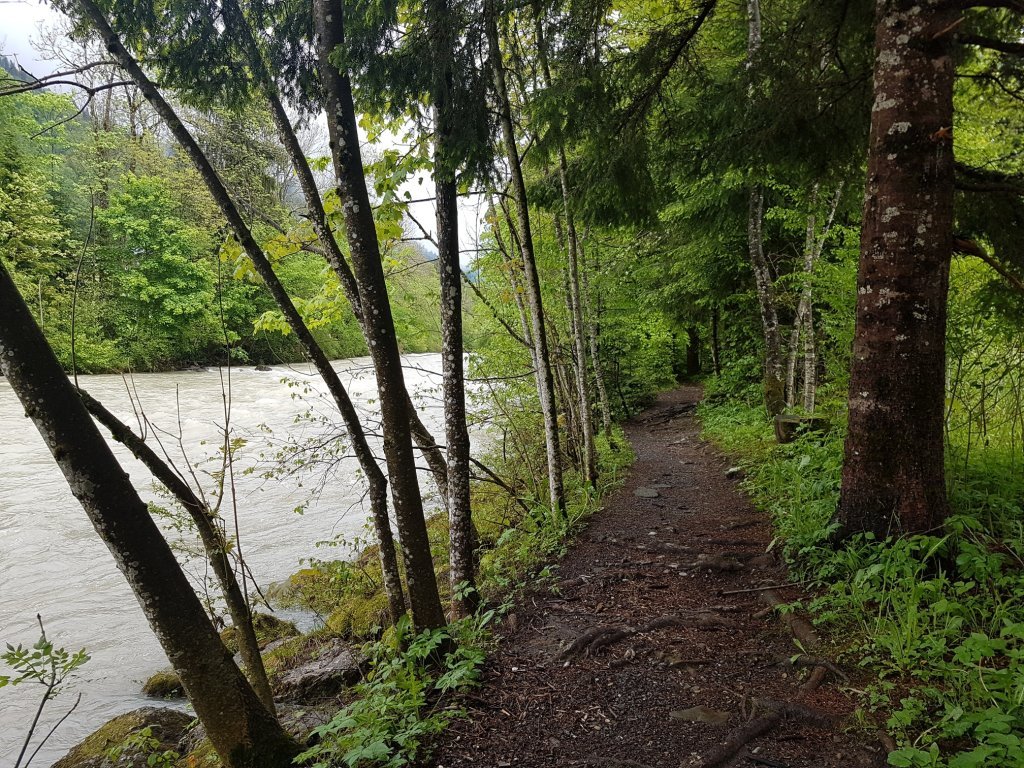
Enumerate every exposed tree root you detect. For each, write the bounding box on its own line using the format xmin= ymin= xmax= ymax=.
xmin=699 ymin=694 xmax=835 ymax=767
xmin=560 ymin=614 xmax=735 ymax=660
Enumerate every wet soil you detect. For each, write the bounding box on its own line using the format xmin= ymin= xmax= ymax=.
xmin=431 ymin=386 xmax=886 ymax=768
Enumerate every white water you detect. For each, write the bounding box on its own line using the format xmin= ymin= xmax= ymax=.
xmin=0 ymin=353 xmax=446 ymax=766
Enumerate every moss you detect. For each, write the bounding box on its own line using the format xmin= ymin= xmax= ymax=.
xmin=325 ymin=591 xmax=389 ymax=638
xmin=53 ymin=707 xmax=192 ymax=768
xmin=175 ymin=737 xmax=220 ymax=768
xmin=141 ymin=668 xmax=184 ymax=698
xmin=219 ymin=613 xmax=298 ymax=654
xmin=262 ymin=627 xmax=339 ymax=677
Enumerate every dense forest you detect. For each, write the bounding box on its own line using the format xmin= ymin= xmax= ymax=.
xmin=1 ymin=0 xmax=1023 ymax=766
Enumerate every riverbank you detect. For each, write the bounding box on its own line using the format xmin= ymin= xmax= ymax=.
xmin=0 ymin=354 xmax=447 ymax=765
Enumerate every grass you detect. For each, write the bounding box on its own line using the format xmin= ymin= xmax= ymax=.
xmin=699 ymin=396 xmax=1024 ymax=768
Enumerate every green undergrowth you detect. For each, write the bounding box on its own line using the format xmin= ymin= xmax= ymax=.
xmin=699 ymin=398 xmax=1024 ymax=768
xmin=271 ymin=428 xmax=633 ymax=767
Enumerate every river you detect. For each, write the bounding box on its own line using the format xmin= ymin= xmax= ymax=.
xmin=0 ymin=353 xmax=447 ymax=766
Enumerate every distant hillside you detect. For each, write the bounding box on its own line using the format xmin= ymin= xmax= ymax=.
xmin=0 ymin=54 xmax=32 ymax=83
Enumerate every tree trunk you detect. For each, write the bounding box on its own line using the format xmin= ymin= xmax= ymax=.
xmin=686 ymin=327 xmax=701 ymax=377
xmin=313 ymin=0 xmax=446 ymax=631
xmin=220 ymin=0 xmax=408 ymax=624
xmin=748 ymin=188 xmax=786 ymax=417
xmin=79 ymin=390 xmax=275 ymax=712
xmin=579 ymin=238 xmax=614 ymax=439
xmin=711 ymin=306 xmax=722 ymax=376
xmin=835 ymin=0 xmax=956 ymax=540
xmin=426 ymin=0 xmax=479 ymax=618
xmin=745 ymin=0 xmax=784 ymax=417
xmin=486 ymin=0 xmax=566 ymax=518
xmin=534 ymin=7 xmax=597 ymax=486
xmin=71 ymin=0 xmax=412 ymax=628
xmin=0 ymin=261 xmax=299 ymax=768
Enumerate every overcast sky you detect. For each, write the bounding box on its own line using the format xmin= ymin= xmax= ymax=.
xmin=0 ymin=0 xmax=488 ymax=264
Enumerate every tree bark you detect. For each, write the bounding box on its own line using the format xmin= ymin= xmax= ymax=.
xmin=486 ymin=0 xmax=567 ymax=517
xmin=313 ymin=0 xmax=446 ymax=630
xmin=745 ymin=0 xmax=785 ymax=417
xmin=534 ymin=6 xmax=597 ymax=486
xmin=579 ymin=238 xmax=614 ymax=439
xmin=835 ymin=0 xmax=957 ymax=539
xmin=426 ymin=0 xmax=479 ymax=618
xmin=79 ymin=390 xmax=275 ymax=712
xmin=0 ymin=260 xmax=299 ymax=768
xmin=748 ymin=188 xmax=786 ymax=417
xmin=225 ymin=0 xmax=450 ymax=544
xmin=711 ymin=306 xmax=722 ymax=376
xmin=70 ymin=0 xmax=410 ymax=626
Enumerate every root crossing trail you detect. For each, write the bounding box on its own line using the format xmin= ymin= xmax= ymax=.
xmin=432 ymin=387 xmax=886 ymax=768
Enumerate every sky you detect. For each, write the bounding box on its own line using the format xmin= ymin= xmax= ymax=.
xmin=0 ymin=0 xmax=489 ymax=264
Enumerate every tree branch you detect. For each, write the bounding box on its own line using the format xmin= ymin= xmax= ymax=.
xmin=959 ymin=33 xmax=1024 ymax=57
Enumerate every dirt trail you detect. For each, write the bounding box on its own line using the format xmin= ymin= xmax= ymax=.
xmin=432 ymin=386 xmax=886 ymax=768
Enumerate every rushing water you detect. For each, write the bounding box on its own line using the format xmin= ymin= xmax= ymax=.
xmin=0 ymin=353 xmax=447 ymax=766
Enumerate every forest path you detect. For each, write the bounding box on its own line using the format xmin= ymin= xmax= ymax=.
xmin=431 ymin=386 xmax=886 ymax=768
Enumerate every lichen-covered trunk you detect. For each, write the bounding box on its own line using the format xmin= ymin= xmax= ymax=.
xmin=0 ymin=262 xmax=299 ymax=768
xmin=313 ymin=0 xmax=446 ymax=630
xmin=426 ymin=0 xmax=478 ymax=618
xmin=73 ymin=0 xmax=410 ymax=628
xmin=748 ymin=188 xmax=786 ymax=417
xmin=486 ymin=0 xmax=566 ymax=518
xmin=835 ymin=0 xmax=956 ymax=539
xmin=745 ymin=0 xmax=784 ymax=417
xmin=580 ymin=240 xmax=614 ymax=439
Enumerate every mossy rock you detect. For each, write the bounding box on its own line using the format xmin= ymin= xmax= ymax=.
xmin=53 ymin=707 xmax=192 ymax=768
xmin=141 ymin=668 xmax=184 ymax=699
xmin=325 ymin=591 xmax=389 ymax=638
xmin=219 ymin=613 xmax=299 ymax=654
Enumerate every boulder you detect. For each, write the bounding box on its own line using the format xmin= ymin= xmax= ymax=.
xmin=272 ymin=637 xmax=363 ymax=702
xmin=52 ymin=707 xmax=192 ymax=768
xmin=141 ymin=668 xmax=184 ymax=699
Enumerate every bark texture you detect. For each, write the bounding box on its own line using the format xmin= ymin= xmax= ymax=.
xmin=486 ymin=0 xmax=567 ymax=517
xmin=427 ymin=0 xmax=479 ymax=617
xmin=0 ymin=261 xmax=299 ymax=768
xmin=745 ymin=0 xmax=785 ymax=417
xmin=73 ymin=0 xmax=411 ymax=626
xmin=221 ymin=0 xmax=407 ymax=623
xmin=835 ymin=0 xmax=957 ymax=539
xmin=313 ymin=0 xmax=446 ymax=630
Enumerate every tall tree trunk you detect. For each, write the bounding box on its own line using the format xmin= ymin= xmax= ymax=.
xmin=226 ymin=0 xmax=450 ymax=512
xmin=313 ymin=0 xmax=446 ymax=630
xmin=748 ymin=189 xmax=785 ymax=416
xmin=579 ymin=239 xmax=614 ymax=439
xmin=486 ymin=0 xmax=566 ymax=517
xmin=745 ymin=0 xmax=785 ymax=417
xmin=535 ymin=6 xmax=597 ymax=486
xmin=0 ymin=261 xmax=299 ymax=768
xmin=835 ymin=0 xmax=956 ymax=539
xmin=71 ymin=0 xmax=411 ymax=627
xmin=221 ymin=0 xmax=408 ymax=623
xmin=426 ymin=0 xmax=478 ymax=618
